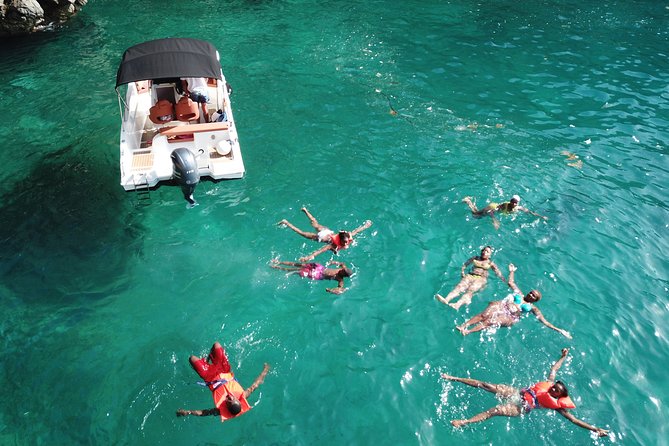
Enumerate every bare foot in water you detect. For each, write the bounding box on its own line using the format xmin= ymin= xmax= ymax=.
xmin=441 ymin=373 xmax=455 ymax=380
xmin=436 ymin=294 xmax=450 ymax=305
xmin=277 ymin=219 xmax=288 ymax=226
xmin=462 ymin=196 xmax=472 ymax=203
xmin=456 ymin=325 xmax=468 ymax=335
xmin=448 ymin=302 xmax=460 ymax=310
xmin=451 ymin=420 xmax=467 ymax=428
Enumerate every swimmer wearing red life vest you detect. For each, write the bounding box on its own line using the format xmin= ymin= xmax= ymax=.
xmin=277 ymin=207 xmax=372 ymax=261
xmin=176 ymin=342 xmax=269 ymax=421
xmin=270 ymin=259 xmax=353 ymax=294
xmin=462 ymin=195 xmax=548 ymax=230
xmin=441 ymin=348 xmax=609 ymax=437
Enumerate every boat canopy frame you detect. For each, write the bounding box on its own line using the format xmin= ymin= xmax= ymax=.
xmin=115 ymin=38 xmax=222 ymax=89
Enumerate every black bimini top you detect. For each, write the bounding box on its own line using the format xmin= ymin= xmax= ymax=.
xmin=115 ymin=38 xmax=222 ymax=87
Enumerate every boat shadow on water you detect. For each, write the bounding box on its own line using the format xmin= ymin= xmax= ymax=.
xmin=0 ymin=144 xmax=142 ymax=304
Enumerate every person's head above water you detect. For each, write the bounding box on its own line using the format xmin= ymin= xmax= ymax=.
xmin=525 ymin=289 xmax=542 ymax=303
xmin=339 ymin=266 xmax=353 ymax=278
xmin=507 ymin=195 xmax=521 ymax=210
xmin=225 ymin=393 xmax=243 ymax=416
xmin=550 ymin=380 xmax=569 ymax=398
xmin=338 ymin=231 xmax=352 ymax=245
xmin=480 ymin=246 xmax=493 ymax=259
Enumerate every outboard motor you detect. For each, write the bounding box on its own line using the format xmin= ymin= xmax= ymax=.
xmin=171 ymin=148 xmax=200 ymax=207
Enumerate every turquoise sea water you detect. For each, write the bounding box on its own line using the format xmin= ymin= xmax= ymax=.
xmin=1 ymin=0 xmax=668 ymax=444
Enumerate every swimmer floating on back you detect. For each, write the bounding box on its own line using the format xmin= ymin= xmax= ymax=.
xmin=456 ymin=263 xmax=571 ymax=338
xmin=270 ymin=259 xmax=353 ymax=294
xmin=441 ymin=348 xmax=608 ymax=437
xmin=436 ymin=246 xmax=506 ymax=310
xmin=277 ymin=207 xmax=372 ymax=261
xmin=176 ymin=342 xmax=270 ymax=422
xmin=462 ymin=195 xmax=547 ymax=230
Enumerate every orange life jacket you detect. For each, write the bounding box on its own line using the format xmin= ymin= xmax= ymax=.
xmin=330 ymin=234 xmax=349 ymax=250
xmin=209 ymin=372 xmax=251 ymax=421
xmin=523 ymin=381 xmax=576 ymax=410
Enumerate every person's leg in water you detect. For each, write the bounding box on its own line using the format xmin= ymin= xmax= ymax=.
xmin=189 ymin=342 xmax=228 ymax=382
xmin=270 ymin=259 xmax=302 ymax=272
xmin=457 ymin=314 xmax=484 ymax=335
xmin=301 ymin=207 xmax=327 ymax=231
xmin=449 ymin=278 xmax=486 ymax=310
xmin=462 ymin=197 xmax=493 ymax=217
xmin=436 ymin=276 xmax=474 ymax=305
xmin=277 ymin=219 xmax=319 ymax=240
xmin=441 ymin=374 xmax=518 ymax=397
xmin=457 ymin=302 xmax=516 ymax=335
xmin=451 ymin=403 xmax=522 ymax=428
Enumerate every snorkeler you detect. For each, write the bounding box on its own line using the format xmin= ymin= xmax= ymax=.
xmin=176 ymin=342 xmax=270 ymax=422
xmin=462 ymin=195 xmax=547 ymax=230
xmin=456 ymin=263 xmax=571 ymax=338
xmin=270 ymin=259 xmax=352 ymax=294
xmin=441 ymin=348 xmax=609 ymax=437
xmin=436 ymin=246 xmax=506 ymax=310
xmin=277 ymin=207 xmax=372 ymax=261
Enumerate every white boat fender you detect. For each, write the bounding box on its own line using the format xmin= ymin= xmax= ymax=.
xmin=216 ymin=140 xmax=232 ymax=156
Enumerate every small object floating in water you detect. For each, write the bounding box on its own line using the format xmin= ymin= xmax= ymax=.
xmin=560 ymin=150 xmax=583 ymax=169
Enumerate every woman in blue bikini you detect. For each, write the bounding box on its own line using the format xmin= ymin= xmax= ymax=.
xmin=456 ymin=263 xmax=571 ymax=338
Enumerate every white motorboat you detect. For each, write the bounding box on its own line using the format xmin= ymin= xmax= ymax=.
xmin=115 ymin=38 xmax=244 ymax=205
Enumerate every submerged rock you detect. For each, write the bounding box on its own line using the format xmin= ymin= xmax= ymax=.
xmin=0 ymin=0 xmax=87 ymax=36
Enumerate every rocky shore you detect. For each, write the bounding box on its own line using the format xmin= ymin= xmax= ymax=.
xmin=1 ymin=0 xmax=87 ymax=36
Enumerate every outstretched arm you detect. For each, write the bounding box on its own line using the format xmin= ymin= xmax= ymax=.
xmin=244 ymin=363 xmax=270 ymax=398
xmin=557 ymin=409 xmax=609 ymax=437
xmin=327 ymin=276 xmax=347 ymax=295
xmin=461 ymin=257 xmax=474 ymax=278
xmin=300 ymin=245 xmax=332 ymax=262
xmin=490 ymin=262 xmax=506 ymax=283
xmin=519 ymin=206 xmax=548 ymax=220
xmin=176 ymin=407 xmax=219 ymax=417
xmin=548 ymin=348 xmax=569 ymax=381
xmin=507 ymin=264 xmax=521 ymax=294
xmin=533 ymin=308 xmax=572 ymax=339
xmin=350 ymin=220 xmax=372 ymax=237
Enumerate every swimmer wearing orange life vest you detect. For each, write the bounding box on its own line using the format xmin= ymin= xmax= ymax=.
xmin=270 ymin=259 xmax=353 ymax=294
xmin=462 ymin=195 xmax=548 ymax=230
xmin=277 ymin=207 xmax=372 ymax=261
xmin=176 ymin=342 xmax=269 ymax=421
xmin=441 ymin=348 xmax=609 ymax=437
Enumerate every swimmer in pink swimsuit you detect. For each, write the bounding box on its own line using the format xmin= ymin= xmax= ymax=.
xmin=270 ymin=259 xmax=353 ymax=294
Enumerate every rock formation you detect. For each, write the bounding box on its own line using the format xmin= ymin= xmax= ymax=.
xmin=0 ymin=0 xmax=87 ymax=37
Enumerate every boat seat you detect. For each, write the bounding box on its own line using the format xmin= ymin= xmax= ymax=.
xmin=175 ymin=96 xmax=199 ymax=122
xmin=149 ymin=100 xmax=175 ymax=124
xmin=159 ymin=122 xmax=229 ymax=136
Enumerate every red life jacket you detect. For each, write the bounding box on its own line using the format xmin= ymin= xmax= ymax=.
xmin=209 ymin=372 xmax=252 ymax=421
xmin=330 ymin=234 xmax=349 ymax=250
xmin=523 ymin=381 xmax=576 ymax=410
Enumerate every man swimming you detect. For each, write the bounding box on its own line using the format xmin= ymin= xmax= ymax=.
xmin=462 ymin=195 xmax=547 ymax=229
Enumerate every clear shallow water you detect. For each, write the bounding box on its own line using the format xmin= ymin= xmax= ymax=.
xmin=0 ymin=0 xmax=668 ymax=444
